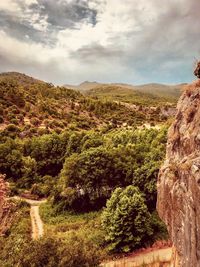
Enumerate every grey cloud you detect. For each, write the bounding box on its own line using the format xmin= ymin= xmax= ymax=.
xmin=29 ymin=0 xmax=97 ymax=29
xmin=71 ymin=43 xmax=124 ymax=63
xmin=120 ymin=0 xmax=200 ymax=83
xmin=0 ymin=0 xmax=97 ymax=44
xmin=0 ymin=10 xmax=53 ymax=44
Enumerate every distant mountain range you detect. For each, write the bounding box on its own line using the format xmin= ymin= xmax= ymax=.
xmin=64 ymin=81 xmax=186 ymax=106
xmin=0 ymin=71 xmax=185 ymax=107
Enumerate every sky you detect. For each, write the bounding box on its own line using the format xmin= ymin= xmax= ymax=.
xmin=0 ymin=0 xmax=199 ymax=85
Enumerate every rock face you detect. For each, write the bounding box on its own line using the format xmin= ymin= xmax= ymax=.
xmin=157 ymin=80 xmax=200 ymax=267
xmin=194 ymin=62 xmax=200 ymax=78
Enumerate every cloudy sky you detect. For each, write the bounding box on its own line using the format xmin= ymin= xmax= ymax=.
xmin=0 ymin=0 xmax=199 ymax=85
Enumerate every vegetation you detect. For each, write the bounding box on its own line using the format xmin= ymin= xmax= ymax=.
xmin=102 ymin=186 xmax=152 ymax=252
xmin=56 ymin=127 xmax=167 ymax=212
xmin=0 ymin=200 xmax=32 ymax=266
xmin=0 ymin=200 xmax=101 ymax=267
xmin=102 ymin=186 xmax=167 ymax=253
xmin=0 ymin=73 xmax=172 ymax=264
xmin=0 ymin=72 xmax=175 ymax=141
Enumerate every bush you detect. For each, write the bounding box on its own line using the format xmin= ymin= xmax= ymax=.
xmin=30 ymin=175 xmax=55 ymax=197
xmin=101 ymin=186 xmax=153 ymax=252
xmin=58 ymin=232 xmax=101 ymax=267
xmin=18 ymin=237 xmax=60 ymax=267
xmin=38 ymin=128 xmax=50 ymax=136
xmin=6 ymin=124 xmax=20 ymax=132
xmin=30 ymin=117 xmax=40 ymax=126
xmin=4 ymin=235 xmax=101 ymax=267
xmin=10 ymin=118 xmax=19 ymax=125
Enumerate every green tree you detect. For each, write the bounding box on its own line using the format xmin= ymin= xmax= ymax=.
xmin=101 ymin=186 xmax=152 ymax=252
xmin=0 ymin=138 xmax=23 ymax=180
xmin=24 ymin=133 xmax=68 ymax=176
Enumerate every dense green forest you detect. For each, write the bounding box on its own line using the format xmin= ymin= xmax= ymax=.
xmin=0 ymin=73 xmax=172 ymax=266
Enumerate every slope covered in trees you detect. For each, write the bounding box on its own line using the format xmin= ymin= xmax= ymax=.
xmin=0 ymin=72 xmax=174 ymax=141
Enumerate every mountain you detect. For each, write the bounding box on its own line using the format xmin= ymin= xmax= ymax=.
xmin=64 ymin=81 xmax=103 ymax=91
xmin=64 ymin=81 xmax=185 ymax=106
xmin=157 ymin=80 xmax=200 ymax=266
xmin=133 ymin=83 xmax=185 ymax=99
xmin=0 ymin=72 xmax=46 ymax=86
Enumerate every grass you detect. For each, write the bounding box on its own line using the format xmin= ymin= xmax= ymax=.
xmin=39 ymin=202 xmax=106 ymax=248
xmin=40 ymin=202 xmax=100 ymax=224
xmin=0 ymin=200 xmax=32 ymax=266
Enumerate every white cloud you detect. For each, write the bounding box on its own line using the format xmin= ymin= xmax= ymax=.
xmin=0 ymin=0 xmax=21 ymax=13
xmin=24 ymin=0 xmax=38 ymax=5
xmin=0 ymin=0 xmax=199 ymax=84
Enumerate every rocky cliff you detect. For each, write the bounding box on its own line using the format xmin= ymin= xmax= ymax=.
xmin=157 ymin=80 xmax=200 ymax=267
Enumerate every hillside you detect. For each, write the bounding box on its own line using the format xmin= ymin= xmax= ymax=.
xmin=64 ymin=81 xmax=184 ymax=106
xmin=0 ymin=72 xmax=46 ymax=87
xmin=0 ymin=72 xmax=174 ymax=140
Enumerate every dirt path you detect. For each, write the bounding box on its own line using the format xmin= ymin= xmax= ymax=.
xmin=101 ymin=247 xmax=173 ymax=267
xmin=24 ymin=199 xmax=46 ymax=240
xmin=29 ymin=203 xmax=43 ymax=239
xmin=11 ymin=197 xmax=46 ymax=240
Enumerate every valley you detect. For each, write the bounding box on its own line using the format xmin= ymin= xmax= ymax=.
xmin=0 ymin=73 xmax=175 ymax=266
xmin=0 ymin=72 xmax=180 ymax=266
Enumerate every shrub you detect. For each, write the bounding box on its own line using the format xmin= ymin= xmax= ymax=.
xmin=7 ymin=113 xmax=16 ymax=120
xmin=23 ymin=124 xmax=31 ymax=131
xmin=8 ymin=235 xmax=101 ymax=267
xmin=30 ymin=176 xmax=54 ymax=197
xmin=6 ymin=124 xmax=20 ymax=132
xmin=30 ymin=117 xmax=40 ymax=126
xmin=10 ymin=118 xmax=19 ymax=125
xmin=29 ymin=128 xmax=38 ymax=134
xmin=58 ymin=232 xmax=101 ymax=267
xmin=38 ymin=128 xmax=49 ymax=136
xmin=25 ymin=102 xmax=31 ymax=112
xmin=101 ymin=186 xmax=153 ymax=252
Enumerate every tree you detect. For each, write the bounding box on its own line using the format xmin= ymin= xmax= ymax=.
xmin=60 ymin=146 xmax=126 ymax=210
xmin=24 ymin=133 xmax=68 ymax=176
xmin=101 ymin=186 xmax=152 ymax=252
xmin=0 ymin=139 xmax=23 ymax=181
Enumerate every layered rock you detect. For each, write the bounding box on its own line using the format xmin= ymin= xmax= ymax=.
xmin=157 ymin=80 xmax=200 ymax=267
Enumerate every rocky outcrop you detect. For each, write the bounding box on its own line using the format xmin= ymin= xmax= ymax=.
xmin=157 ymin=80 xmax=200 ymax=267
xmin=194 ymin=62 xmax=200 ymax=78
xmin=0 ymin=174 xmax=11 ymax=235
